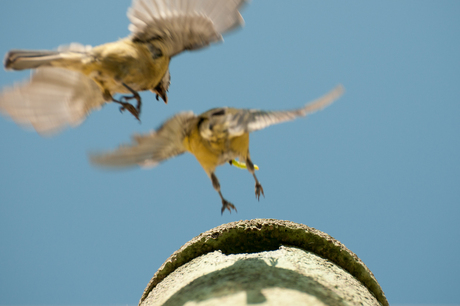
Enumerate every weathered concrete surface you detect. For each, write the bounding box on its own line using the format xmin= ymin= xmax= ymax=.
xmin=139 ymin=219 xmax=388 ymax=306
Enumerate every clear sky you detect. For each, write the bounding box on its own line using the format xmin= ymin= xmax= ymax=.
xmin=0 ymin=1 xmax=459 ymax=305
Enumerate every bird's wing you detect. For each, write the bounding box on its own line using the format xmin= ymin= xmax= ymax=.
xmin=128 ymin=0 xmax=246 ymax=57
xmin=226 ymin=85 xmax=345 ymax=136
xmin=89 ymin=111 xmax=196 ymax=169
xmin=0 ymin=67 xmax=106 ymax=136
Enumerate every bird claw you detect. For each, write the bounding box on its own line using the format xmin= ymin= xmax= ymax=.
xmin=118 ymin=102 xmax=140 ymax=121
xmin=221 ymin=200 xmax=237 ymax=215
xmin=255 ymin=183 xmax=264 ymax=201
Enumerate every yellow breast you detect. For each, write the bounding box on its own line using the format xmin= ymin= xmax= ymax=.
xmin=184 ymin=125 xmax=250 ymax=174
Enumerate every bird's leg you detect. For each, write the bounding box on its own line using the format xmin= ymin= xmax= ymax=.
xmin=211 ymin=172 xmax=237 ymax=215
xmin=246 ymin=156 xmax=264 ymax=201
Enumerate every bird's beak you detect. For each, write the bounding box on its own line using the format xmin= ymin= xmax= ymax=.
xmin=153 ymin=89 xmax=168 ymax=104
xmin=155 ymin=92 xmax=168 ymax=104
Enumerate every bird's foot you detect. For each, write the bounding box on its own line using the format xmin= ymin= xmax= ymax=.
xmin=221 ymin=199 xmax=237 ymax=215
xmin=113 ymin=99 xmax=140 ymax=121
xmin=120 ymin=95 xmax=142 ymax=113
xmin=255 ymin=182 xmax=265 ymax=201
xmin=120 ymin=82 xmax=142 ymax=111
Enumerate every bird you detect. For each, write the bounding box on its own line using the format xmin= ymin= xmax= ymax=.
xmin=0 ymin=0 xmax=247 ymax=135
xmin=89 ymin=85 xmax=345 ymax=214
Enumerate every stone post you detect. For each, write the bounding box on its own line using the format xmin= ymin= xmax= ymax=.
xmin=138 ymin=219 xmax=388 ymax=306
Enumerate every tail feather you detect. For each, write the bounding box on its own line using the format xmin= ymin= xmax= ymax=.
xmin=4 ymin=50 xmax=63 ymax=70
xmin=4 ymin=43 xmax=92 ymax=71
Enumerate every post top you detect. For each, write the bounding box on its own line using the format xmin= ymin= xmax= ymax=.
xmin=139 ymin=219 xmax=388 ymax=306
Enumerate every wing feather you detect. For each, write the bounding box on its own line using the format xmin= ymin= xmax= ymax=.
xmin=227 ymin=85 xmax=345 ymax=136
xmin=0 ymin=67 xmax=105 ymax=136
xmin=128 ymin=0 xmax=246 ymax=57
xmin=89 ymin=111 xmax=195 ymax=168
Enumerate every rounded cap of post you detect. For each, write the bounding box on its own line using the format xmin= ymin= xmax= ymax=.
xmin=139 ymin=218 xmax=388 ymax=306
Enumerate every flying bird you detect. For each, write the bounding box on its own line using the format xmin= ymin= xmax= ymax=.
xmin=0 ymin=0 xmax=247 ymax=135
xmin=89 ymin=85 xmax=345 ymax=214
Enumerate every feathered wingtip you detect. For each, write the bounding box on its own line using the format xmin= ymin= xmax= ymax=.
xmin=300 ymin=84 xmax=345 ymax=116
xmin=88 ymin=131 xmax=161 ymax=170
xmin=0 ymin=67 xmax=106 ymax=136
xmin=127 ymin=0 xmax=248 ymax=56
xmin=215 ymin=0 xmax=250 ymax=34
xmin=128 ymin=0 xmax=248 ymax=34
xmin=88 ymin=111 xmax=196 ymax=170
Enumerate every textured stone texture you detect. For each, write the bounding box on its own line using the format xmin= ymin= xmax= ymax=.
xmin=139 ymin=219 xmax=388 ymax=306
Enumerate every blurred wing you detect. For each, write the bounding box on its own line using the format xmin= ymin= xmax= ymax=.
xmin=0 ymin=67 xmax=106 ymax=136
xmin=90 ymin=111 xmax=196 ymax=169
xmin=228 ymin=85 xmax=345 ymax=136
xmin=128 ymin=0 xmax=246 ymax=57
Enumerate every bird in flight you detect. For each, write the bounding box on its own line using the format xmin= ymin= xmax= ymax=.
xmin=89 ymin=85 xmax=344 ymax=214
xmin=0 ymin=0 xmax=247 ymax=135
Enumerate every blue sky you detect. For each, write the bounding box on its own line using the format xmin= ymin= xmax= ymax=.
xmin=0 ymin=1 xmax=459 ymax=305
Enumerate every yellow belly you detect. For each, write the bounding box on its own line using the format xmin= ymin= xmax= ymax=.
xmin=184 ymin=127 xmax=250 ymax=175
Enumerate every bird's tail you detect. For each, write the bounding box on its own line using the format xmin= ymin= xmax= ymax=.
xmin=5 ymin=50 xmax=64 ymax=70
xmin=4 ymin=44 xmax=91 ymax=71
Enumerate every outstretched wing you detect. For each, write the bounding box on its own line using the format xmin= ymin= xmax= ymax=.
xmin=128 ymin=0 xmax=246 ymax=57
xmin=89 ymin=111 xmax=196 ymax=168
xmin=227 ymin=85 xmax=345 ymax=136
xmin=0 ymin=67 xmax=106 ymax=136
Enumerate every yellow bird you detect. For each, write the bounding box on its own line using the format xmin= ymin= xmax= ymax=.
xmin=0 ymin=0 xmax=246 ymax=135
xmin=90 ymin=85 xmax=344 ymax=214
